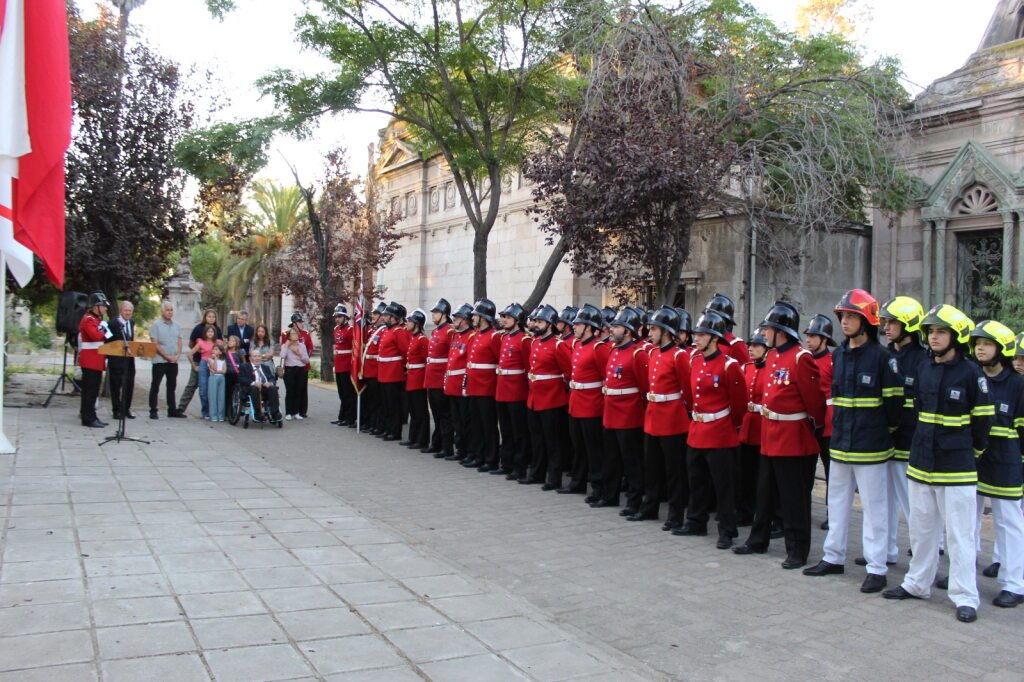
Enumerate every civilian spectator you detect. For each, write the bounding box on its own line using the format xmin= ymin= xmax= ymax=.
xmin=178 ymin=309 xmax=222 ymax=414
xmin=149 ymin=302 xmax=184 ymax=419
xmin=280 ymin=328 xmax=310 ymax=421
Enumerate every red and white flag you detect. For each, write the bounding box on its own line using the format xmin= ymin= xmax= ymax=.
xmin=0 ymin=0 xmax=71 ymax=288
xmin=350 ymin=287 xmax=365 ymax=394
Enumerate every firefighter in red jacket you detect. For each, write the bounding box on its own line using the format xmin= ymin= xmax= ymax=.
xmin=376 ymin=301 xmax=411 ymax=441
xmin=79 ymin=291 xmax=114 ymax=428
xmin=361 ymin=302 xmax=387 ymax=434
xmin=704 ymin=293 xmax=750 ymax=365
xmin=563 ymin=305 xmax=611 ymax=500
xmin=444 ymin=304 xmax=475 ymax=461
xmin=627 ymin=306 xmax=692 ymax=530
xmin=402 ymin=309 xmax=430 ymax=450
xmin=463 ymin=299 xmax=503 ymax=472
xmin=733 ymin=301 xmax=826 ymax=569
xmin=525 ymin=305 xmax=571 ymax=489
xmin=495 ymin=303 xmax=531 ymax=480
xmin=424 ymin=299 xmax=454 ymax=457
xmin=805 ymin=313 xmax=836 ymax=529
xmin=331 ymin=304 xmax=355 ymax=428
xmin=603 ymin=308 xmax=650 ymax=514
xmin=675 ymin=310 xmax=747 ymax=548
xmin=737 ymin=327 xmax=770 ymax=525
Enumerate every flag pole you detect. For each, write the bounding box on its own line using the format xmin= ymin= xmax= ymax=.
xmin=0 ymin=249 xmax=15 ymax=453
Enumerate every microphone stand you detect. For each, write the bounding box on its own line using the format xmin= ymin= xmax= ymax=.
xmin=101 ymin=333 xmax=149 ymax=446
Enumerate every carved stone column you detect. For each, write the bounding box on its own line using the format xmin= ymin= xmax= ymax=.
xmin=1016 ymin=210 xmax=1024 ymax=283
xmin=934 ymin=219 xmax=948 ymax=303
xmin=921 ymin=220 xmax=933 ymax=304
xmin=1001 ymin=210 xmax=1014 ymax=283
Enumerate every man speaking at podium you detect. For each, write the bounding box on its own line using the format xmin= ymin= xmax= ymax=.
xmin=109 ymin=301 xmax=137 ymax=420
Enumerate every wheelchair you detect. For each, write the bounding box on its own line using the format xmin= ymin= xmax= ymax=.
xmin=228 ymin=383 xmax=282 ymax=429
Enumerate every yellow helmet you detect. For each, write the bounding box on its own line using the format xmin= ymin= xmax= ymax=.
xmin=1014 ymin=332 xmax=1024 ymax=357
xmin=879 ymin=296 xmax=924 ymax=334
xmin=969 ymin=320 xmax=1016 ymax=357
xmin=921 ymin=304 xmax=973 ymax=344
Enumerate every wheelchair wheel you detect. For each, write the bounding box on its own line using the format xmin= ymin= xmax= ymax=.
xmin=228 ymin=386 xmax=242 ymax=425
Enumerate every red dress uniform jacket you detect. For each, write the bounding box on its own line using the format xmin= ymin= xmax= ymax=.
xmin=466 ymin=327 xmax=502 ymax=397
xmin=377 ymin=324 xmax=412 ymax=384
xmin=761 ymin=341 xmax=827 ymax=456
xmin=281 ymin=328 xmax=314 ymax=370
xmin=405 ymin=333 xmax=428 ymax=391
xmin=425 ymin=323 xmax=452 ymax=390
xmin=444 ymin=328 xmax=474 ymax=396
xmin=496 ymin=330 xmax=530 ymax=403
xmin=569 ymin=336 xmax=611 ymax=419
xmin=603 ymin=340 xmax=650 ymax=430
xmin=644 ymin=343 xmax=692 ymax=437
xmin=78 ymin=312 xmax=112 ymax=371
xmin=362 ymin=324 xmax=384 ymax=379
xmin=687 ymin=350 xmax=747 ymax=449
xmin=333 ymin=324 xmax=353 ymax=373
xmin=527 ymin=333 xmax=569 ymax=411
xmin=812 ymin=350 xmax=834 ymax=438
xmin=739 ymin=360 xmax=770 ymax=447
xmin=724 ymin=333 xmax=749 ymax=366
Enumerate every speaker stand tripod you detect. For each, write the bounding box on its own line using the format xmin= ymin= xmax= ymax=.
xmin=43 ymin=339 xmax=80 ymax=408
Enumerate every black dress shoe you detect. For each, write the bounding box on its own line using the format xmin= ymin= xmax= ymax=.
xmin=993 ymin=590 xmax=1024 ymax=608
xmin=421 ymin=446 xmax=440 ymax=454
xmin=149 ymin=411 xmax=159 ymax=420
xmin=854 ymin=557 xmax=897 ymax=567
xmin=662 ymin=522 xmax=680 ymax=531
xmin=505 ymin=473 xmax=519 ymax=481
xmin=619 ymin=507 xmax=637 ymax=517
xmin=518 ymin=477 xmax=542 ymax=485
xmin=583 ymin=494 xmax=598 ymax=504
xmin=781 ymin=557 xmax=806 ymax=570
xmin=330 ymin=419 xmax=341 ymax=425
xmin=406 ymin=443 xmax=423 ymax=450
xmin=860 ymin=573 xmax=887 ymax=593
xmin=803 ymin=560 xmax=844 ymax=576
xmin=935 ymin=576 xmax=948 ymax=590
xmin=382 ymin=435 xmax=399 ymax=442
xmin=716 ymin=536 xmax=734 ymax=550
xmin=476 ymin=464 xmax=493 ymax=473
xmin=556 ymin=486 xmax=585 ymax=495
xmin=489 ymin=468 xmax=509 ymax=476
xmin=671 ymin=524 xmax=707 ymax=536
xmin=347 ymin=423 xmax=357 ymax=428
xmin=444 ymin=454 xmax=462 ymax=461
xmin=84 ymin=420 xmax=106 ymax=428
xmin=398 ymin=440 xmax=414 ymax=446
xmin=732 ymin=544 xmax=767 ymax=555
xmin=168 ymin=411 xmax=186 ymax=418
xmin=589 ymin=500 xmax=618 ymax=509
xmin=956 ymin=606 xmax=977 ymax=623
xmin=461 ymin=459 xmax=480 ymax=468
xmin=820 ymin=520 xmax=829 ymax=530
xmin=982 ymin=562 xmax=1001 ymax=578
xmin=541 ymin=482 xmax=559 ymax=491
xmin=627 ymin=512 xmax=657 ymax=522
xmin=125 ymin=411 xmax=136 ymax=419
xmin=882 ymin=586 xmax=921 ymax=600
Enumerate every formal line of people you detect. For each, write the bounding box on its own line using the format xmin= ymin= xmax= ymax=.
xmin=327 ymin=291 xmax=1024 ymax=624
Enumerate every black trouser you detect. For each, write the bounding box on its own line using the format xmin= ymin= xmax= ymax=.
xmin=149 ymin=363 xmax=178 ymax=414
xmin=247 ymin=384 xmax=279 ymax=416
xmin=744 ymin=453 xmax=818 ymax=562
xmin=450 ymin=395 xmax=471 ymax=457
xmin=225 ymin=372 xmax=237 ymax=414
xmin=569 ymin=416 xmax=603 ymax=494
xmin=497 ymin=400 xmax=529 ymax=475
xmin=108 ymin=358 xmax=135 ymax=416
xmin=428 ymin=388 xmax=454 ymax=454
xmin=736 ymin=443 xmax=760 ymax=523
xmin=605 ymin=427 xmax=643 ymax=508
xmin=406 ymin=388 xmax=429 ymax=446
xmin=362 ymin=377 xmax=379 ymax=430
xmin=80 ymin=367 xmax=102 ymax=425
xmin=468 ymin=395 xmax=499 ymax=466
xmin=531 ymin=405 xmax=567 ymax=486
xmin=638 ymin=433 xmax=687 ymax=526
xmin=687 ymin=446 xmax=739 ymax=539
xmin=816 ymin=434 xmax=831 ymax=502
xmin=379 ymin=380 xmax=404 ymax=438
xmin=283 ymin=366 xmax=307 ymax=416
xmin=177 ymin=365 xmax=199 ymax=412
xmin=335 ymin=370 xmax=356 ymax=423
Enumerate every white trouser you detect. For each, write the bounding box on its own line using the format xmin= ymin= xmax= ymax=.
xmin=822 ymin=461 xmax=890 ymax=575
xmin=902 ymin=481 xmax=979 ymax=609
xmin=887 ymin=459 xmax=911 ymax=561
xmin=977 ymin=496 xmax=1024 ymax=595
xmin=990 ymin=496 xmax=1024 ymax=563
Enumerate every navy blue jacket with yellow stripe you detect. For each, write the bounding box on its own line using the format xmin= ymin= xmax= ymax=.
xmin=908 ymin=350 xmax=994 ymax=486
xmin=977 ymin=367 xmax=1024 ymax=500
xmin=828 ymin=338 xmax=903 ymax=464
xmin=890 ymin=341 xmax=928 ymax=461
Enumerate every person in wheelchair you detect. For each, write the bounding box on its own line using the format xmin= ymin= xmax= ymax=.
xmin=238 ymin=350 xmax=282 ymax=422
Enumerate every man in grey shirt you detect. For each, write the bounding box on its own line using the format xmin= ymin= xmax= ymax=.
xmin=149 ymin=301 xmax=184 ymax=419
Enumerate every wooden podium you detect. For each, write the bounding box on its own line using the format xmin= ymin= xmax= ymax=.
xmin=98 ymin=340 xmax=158 ymax=359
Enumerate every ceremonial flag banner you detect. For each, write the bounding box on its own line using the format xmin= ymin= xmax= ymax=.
xmin=0 ymin=0 xmax=71 ymax=288
xmin=351 ymin=289 xmax=365 ymax=394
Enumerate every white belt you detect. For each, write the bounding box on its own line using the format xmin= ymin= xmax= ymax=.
xmin=647 ymin=392 xmax=682 ymax=403
xmin=447 ymin=368 xmax=466 ymax=376
xmin=334 ymin=349 xmax=352 ymax=355
xmin=379 ymin=356 xmax=403 ymax=362
xmin=692 ymin=407 xmax=731 ymax=423
xmin=80 ymin=341 xmax=102 ymax=350
xmin=427 ymin=357 xmax=448 ymax=364
xmin=529 ymin=373 xmax=563 ymax=381
xmin=407 ymin=363 xmax=425 ymax=369
xmin=570 ymin=380 xmax=603 ymax=390
xmin=603 ymin=387 xmax=639 ymax=396
xmin=365 ymin=354 xmax=379 ymax=360
xmin=762 ymin=407 xmax=808 ymax=422
xmin=468 ymin=363 xmax=498 ymax=370
xmin=826 ymin=398 xmax=833 ymax=406
xmin=497 ymin=368 xmax=526 ymax=376
xmin=748 ymin=403 xmax=762 ymax=414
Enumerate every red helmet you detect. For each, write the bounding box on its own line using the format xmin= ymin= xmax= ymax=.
xmin=834 ymin=289 xmax=879 ymax=326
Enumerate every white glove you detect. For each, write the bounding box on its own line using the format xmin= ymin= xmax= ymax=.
xmin=98 ymin=321 xmax=113 ymax=339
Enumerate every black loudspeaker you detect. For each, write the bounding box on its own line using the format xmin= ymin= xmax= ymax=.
xmin=56 ymin=291 xmax=89 ymax=337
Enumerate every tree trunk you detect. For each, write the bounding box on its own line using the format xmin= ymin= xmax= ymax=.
xmin=319 ymin=312 xmax=333 ymax=382
xmin=523 ymin=236 xmax=568 ymax=312
xmin=654 ymin=258 xmax=684 ymax=307
xmin=472 ymin=227 xmax=489 ymax=301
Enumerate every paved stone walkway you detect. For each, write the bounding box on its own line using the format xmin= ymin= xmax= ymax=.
xmin=0 ymin=373 xmax=649 ymax=681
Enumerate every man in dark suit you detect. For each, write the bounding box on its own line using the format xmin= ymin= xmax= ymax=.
xmin=108 ymin=301 xmax=137 ymax=420
xmin=227 ymin=310 xmax=255 ymax=358
xmin=238 ymin=350 xmax=281 ymax=421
